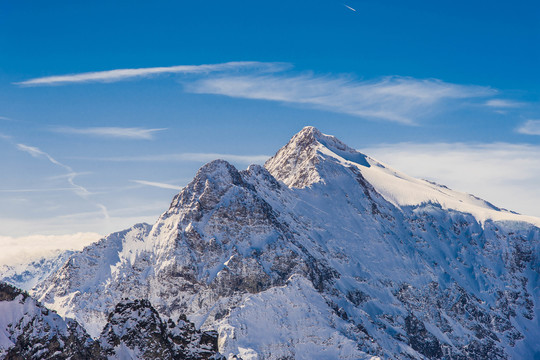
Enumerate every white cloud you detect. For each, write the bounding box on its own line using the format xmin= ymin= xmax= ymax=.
xmin=0 ymin=132 xmax=12 ymax=140
xmin=47 ymin=171 xmax=92 ymax=180
xmin=16 ymin=143 xmax=90 ymax=196
xmin=0 ymin=232 xmax=102 ymax=266
xmin=0 ymin=201 xmax=166 ymax=241
xmin=14 ymin=142 xmax=114 ymax=219
xmin=17 ymin=143 xmax=66 ymax=168
xmin=96 ymin=204 xmax=110 ymax=221
xmin=516 ymin=119 xmax=540 ymax=135
xmin=16 ymin=61 xmax=501 ymax=124
xmin=362 ymin=142 xmax=540 ymax=217
xmin=131 ymin=179 xmax=183 ymax=190
xmin=15 ymin=61 xmax=289 ymax=86
xmin=53 ymin=126 xmax=166 ymax=139
xmin=0 ymin=187 xmax=75 ymax=193
xmin=187 ymin=74 xmax=493 ymax=124
xmin=71 ymin=152 xmax=270 ymax=164
xmin=485 ymin=99 xmax=524 ymax=108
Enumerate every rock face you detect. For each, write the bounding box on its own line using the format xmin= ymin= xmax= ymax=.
xmin=33 ymin=127 xmax=540 ymax=359
xmin=99 ymin=299 xmax=224 ymax=360
xmin=0 ymin=283 xmax=224 ymax=359
xmin=0 ymin=282 xmax=102 ymax=360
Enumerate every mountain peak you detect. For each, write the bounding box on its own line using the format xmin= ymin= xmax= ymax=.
xmin=195 ymin=159 xmax=242 ymax=183
xmin=265 ymin=126 xmax=370 ymax=188
xmin=167 ymin=159 xmax=248 ymax=214
xmin=295 ymin=125 xmax=323 ymax=141
xmin=189 ymin=159 xmax=246 ymax=194
xmin=291 ymin=126 xmax=361 ymax=154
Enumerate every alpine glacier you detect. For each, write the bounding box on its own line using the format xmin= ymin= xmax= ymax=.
xmin=8 ymin=127 xmax=540 ymax=359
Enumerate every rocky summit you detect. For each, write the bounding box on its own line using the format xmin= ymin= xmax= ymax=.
xmin=2 ymin=127 xmax=539 ymax=359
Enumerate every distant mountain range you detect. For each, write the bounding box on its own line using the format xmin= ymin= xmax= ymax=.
xmin=1 ymin=127 xmax=539 ymax=359
xmin=1 ymin=250 xmax=74 ymax=291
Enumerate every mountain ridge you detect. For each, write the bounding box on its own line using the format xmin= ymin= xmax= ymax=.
xmin=18 ymin=127 xmax=540 ymax=359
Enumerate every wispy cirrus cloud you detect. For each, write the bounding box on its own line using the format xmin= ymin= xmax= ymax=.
xmin=53 ymin=126 xmax=166 ymax=140
xmin=14 ymin=142 xmax=109 ymax=219
xmin=16 ymin=61 xmax=503 ymax=124
xmin=16 ymin=143 xmax=89 ymax=196
xmin=362 ymin=142 xmax=540 ymax=218
xmin=17 ymin=144 xmax=74 ymax=173
xmin=187 ymin=74 xmax=494 ymax=124
xmin=0 ymin=132 xmax=11 ymax=141
xmin=516 ymin=119 xmax=540 ymax=135
xmin=485 ymin=99 xmax=524 ymax=108
xmin=0 ymin=200 xmax=166 ymax=244
xmin=0 ymin=187 xmax=76 ymax=193
xmin=71 ymin=152 xmax=270 ymax=165
xmin=15 ymin=61 xmax=289 ymax=86
xmin=131 ymin=180 xmax=183 ymax=190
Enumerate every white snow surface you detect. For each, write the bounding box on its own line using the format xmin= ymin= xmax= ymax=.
xmin=360 ymin=158 xmax=540 ymax=227
xmin=0 ymin=291 xmax=71 ymax=357
xmin=0 ymin=250 xmax=74 ymax=291
xmin=217 ymin=275 xmax=370 ymax=360
xmin=266 ymin=126 xmax=540 ymax=227
xmin=32 ymin=126 xmax=540 ymax=359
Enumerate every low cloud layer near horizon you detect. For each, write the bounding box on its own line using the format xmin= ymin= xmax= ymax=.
xmin=0 ymin=232 xmax=102 ymax=267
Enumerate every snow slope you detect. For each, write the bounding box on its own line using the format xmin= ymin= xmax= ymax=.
xmin=34 ymin=126 xmax=540 ymax=359
xmin=0 ymin=250 xmax=74 ymax=291
xmin=266 ymin=126 xmax=540 ymax=227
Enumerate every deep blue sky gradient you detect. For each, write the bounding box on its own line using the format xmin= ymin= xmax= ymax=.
xmin=1 ymin=0 xmax=539 ymax=236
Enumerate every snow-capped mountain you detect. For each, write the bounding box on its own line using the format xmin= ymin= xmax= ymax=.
xmin=0 ymin=250 xmax=74 ymax=291
xmin=32 ymin=127 xmax=539 ymax=359
xmin=0 ymin=282 xmax=101 ymax=359
xmin=0 ymin=282 xmax=224 ymax=359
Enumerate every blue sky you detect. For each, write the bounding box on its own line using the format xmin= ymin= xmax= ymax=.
xmin=1 ymin=0 xmax=539 ymax=258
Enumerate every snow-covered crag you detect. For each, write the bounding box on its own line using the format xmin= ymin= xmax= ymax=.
xmin=99 ymin=299 xmax=223 ymax=360
xmin=1 ymin=251 xmax=74 ymax=291
xmin=0 ymin=282 xmax=102 ymax=359
xmin=0 ymin=283 xmax=224 ymax=359
xmin=34 ymin=127 xmax=539 ymax=359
